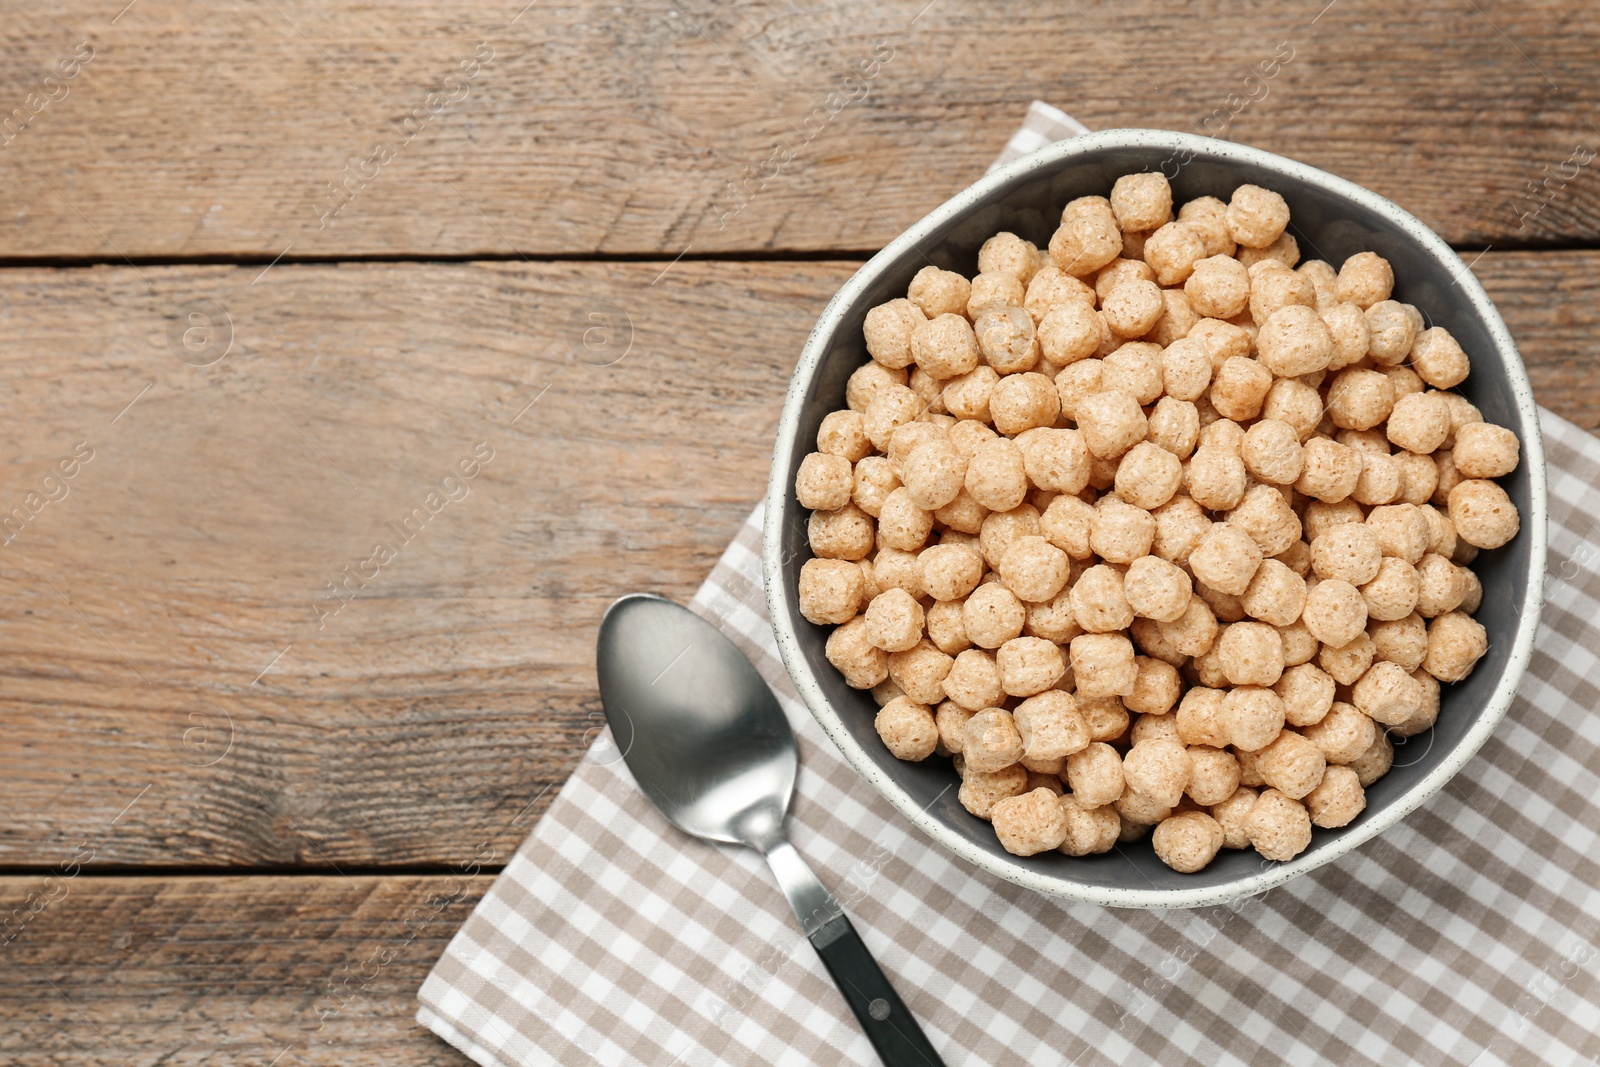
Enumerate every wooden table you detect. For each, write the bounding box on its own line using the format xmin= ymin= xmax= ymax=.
xmin=2 ymin=2 xmax=1596 ymax=1062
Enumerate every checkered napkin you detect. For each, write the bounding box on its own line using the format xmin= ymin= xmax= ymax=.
xmin=418 ymin=105 xmax=1600 ymax=1067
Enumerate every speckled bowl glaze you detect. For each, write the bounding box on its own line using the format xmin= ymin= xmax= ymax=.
xmin=762 ymin=129 xmax=1547 ymax=909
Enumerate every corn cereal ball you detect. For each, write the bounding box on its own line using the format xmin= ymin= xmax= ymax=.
xmin=971 ymin=307 xmax=1039 ymax=376
xmin=1450 ymin=423 xmax=1518 ymax=480
xmin=1295 ymin=438 xmax=1363 ymax=504
xmin=888 ymin=639 xmax=954 ymax=705
xmin=1349 ymin=660 xmax=1421 ymax=726
xmin=1352 ymin=451 xmax=1401 ymax=507
xmin=1037 ymin=303 xmax=1104 ymax=369
xmin=1060 ymin=743 xmax=1122 ymax=810
xmin=808 ymin=503 xmax=875 ymax=560
xmin=1255 ymin=731 xmax=1326 ymax=800
xmin=927 ymin=600 xmax=972 ymax=655
xmin=940 ymin=366 xmax=999 ymax=423
xmin=1102 ymin=342 xmax=1164 ymax=404
xmin=1306 ymin=765 xmax=1367 ymax=828
xmin=959 ymin=763 xmax=1029 ymax=819
xmin=1240 ymin=559 xmax=1307 ymax=628
xmin=1026 ymin=589 xmax=1084 ymax=646
xmin=863 ymin=298 xmax=927 ymax=370
xmin=989 ymin=372 xmax=1061 ymax=435
xmin=1358 ymin=555 xmax=1419 ymax=622
xmin=1068 ymin=564 xmax=1132 ymax=633
xmin=1096 ymin=278 xmax=1161 ymax=339
xmin=1184 ymin=254 xmax=1250 ymax=319
xmin=1050 ymin=210 xmax=1123 ymax=277
xmin=1325 ymin=368 xmax=1395 ymax=431
xmin=1147 ymin=497 xmax=1209 ymax=566
xmin=992 ymin=788 xmax=1070 ymax=855
xmin=997 ymin=636 xmax=1067 ymax=697
xmin=907 ymin=265 xmax=971 ymax=319
xmin=1230 ymin=486 xmax=1302 ymax=558
xmin=875 ymin=697 xmax=938 ymax=761
xmin=1115 ymin=787 xmax=1173 ymax=832
xmin=1210 ymin=786 xmax=1259 ymax=848
xmin=956 ymin=582 xmax=1026 ymax=652
xmin=967 ymin=272 xmax=1025 ymax=319
xmin=978 ymin=231 xmax=1041 ymax=282
xmin=1319 ymin=302 xmax=1371 ymax=371
xmin=992 ymin=536 xmax=1065 ymax=604
xmin=954 ymin=439 xmax=1025 ymax=517
xmin=1181 ymin=744 xmax=1241 ymax=806
xmin=897 ymin=442 xmax=965 ymax=513
xmin=910 ymin=313 xmax=981 ymax=380
xmin=935 ymin=700 xmax=976 ymax=753
xmin=1026 ymin=264 xmax=1096 ymax=321
xmin=848 ymin=458 xmax=896 ymax=520
xmin=1136 ymin=221 xmax=1200 ymax=286
xmin=1166 ymin=686 xmax=1221 ymax=747
xmin=1118 ymin=555 xmax=1188 ymax=623
xmin=1423 ymin=611 xmax=1488 ymax=682
xmin=1013 ymin=690 xmax=1090 ymax=759
xmin=1018 ymin=428 xmax=1091 ymax=496
xmin=864 ymin=384 xmax=926 ymax=452
xmin=979 ymin=504 xmax=1042 ymax=569
xmin=1257 ymin=302 xmax=1333 ymax=378
xmin=1366 ymin=503 xmax=1428 ymax=564
xmin=795 ymin=452 xmax=854 ymax=512
xmin=1090 ymin=496 xmax=1158 ymax=564
xmin=1215 ymin=620 xmax=1285 ymax=687
xmin=1161 ymin=596 xmax=1221 ymax=659
xmin=863 ymin=588 xmax=926 ymax=653
xmin=1413 ymin=552 xmax=1466 ymax=617
xmin=944 ymin=647 xmax=1004 ymax=710
xmin=1190 ymin=522 xmax=1264 ymax=597
xmin=817 ymin=409 xmax=873 ymax=463
xmin=1246 ymin=788 xmax=1313 ymax=861
xmin=1105 ymin=445 xmax=1181 ymax=515
xmin=798 ymin=558 xmax=867 ymax=625
xmin=846 ymin=361 xmax=909 ymax=414
xmin=1371 ymin=613 xmax=1427 ymax=672
xmin=1145 ymin=810 xmax=1224 ymax=873
xmin=1407 ymin=324 xmax=1469 ymax=388
xmin=1226 ymin=184 xmax=1291 ymax=248
xmin=1336 ymin=251 xmax=1394 ymax=309
xmin=1122 ymin=738 xmax=1190 ymax=807
xmin=1273 ymin=661 xmax=1335 ymax=728
xmin=1209 ymin=357 xmax=1273 ymax=422
xmin=1364 ymin=300 xmax=1423 ymax=366
xmin=1105 ymin=171 xmax=1169 ymax=229
xmin=1039 ymin=494 xmax=1095 ymax=559
xmin=1298 ymin=701 xmax=1374 ymax=766
xmin=1238 ymin=420 xmax=1301 ymax=487
xmin=876 ymin=488 xmax=931 ymax=552
xmin=963 ymin=708 xmax=1026 ymax=773
xmin=1224 ymin=685 xmax=1287 ymax=751
xmin=825 ymin=616 xmax=889 ymax=688
xmin=1185 ymin=447 xmax=1248 ymax=511
xmin=1057 ymin=794 xmax=1121 ymax=855
xmin=1311 ymin=523 xmax=1383 ymax=586
xmin=916 ymin=543 xmax=981 ymax=602
xmin=1448 ymin=479 xmax=1520 ymax=549
xmin=1171 ymin=195 xmax=1230 ymax=252
xmin=1301 ymin=578 xmax=1366 ymax=647
xmin=1386 ymin=390 xmax=1450 ymax=455
xmin=1069 ymin=632 xmax=1138 ymax=698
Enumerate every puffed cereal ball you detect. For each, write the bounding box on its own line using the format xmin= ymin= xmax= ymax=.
xmin=875 ymin=697 xmax=938 ymax=761
xmin=798 ymin=558 xmax=866 ymax=625
xmin=1413 ymin=552 xmax=1466 ymax=617
xmin=897 ymin=441 xmax=964 ymax=512
xmin=918 ymin=543 xmax=983 ymax=602
xmin=926 ymin=600 xmax=971 ymax=655
xmin=877 ymin=488 xmax=933 ymax=552
xmin=1040 ymin=494 xmax=1095 ymax=559
xmin=1054 ymin=358 xmax=1105 ymax=421
xmin=1210 ymin=786 xmax=1259 ymax=849
xmin=1321 ymin=302 xmax=1372 ymax=370
xmin=1066 ymin=564 xmax=1130 ymax=633
xmin=1459 ymin=567 xmax=1484 ymax=614
xmin=1273 ymin=661 xmax=1336 ymax=728
xmin=1025 ymin=265 xmax=1096 ymax=321
xmin=1185 ymin=447 xmax=1248 ymax=511
xmin=992 ymin=788 xmax=1070 ymax=855
xmin=941 ymin=366 xmax=999 ymax=422
xmin=795 ymin=452 xmax=854 ymax=511
xmin=1360 ymin=556 xmax=1421 ymax=621
xmin=1106 ymin=171 xmax=1169 ymax=228
xmin=992 ymin=534 xmax=1066 ymax=603
xmin=1050 ymin=210 xmax=1123 ymax=277
xmin=1026 ymin=588 xmax=1083 ymax=645
xmin=1143 ymin=400 xmax=1199 ymax=463
xmin=1036 ymin=302 xmax=1102 ymax=367
xmin=888 ymin=640 xmax=954 ymax=705
xmin=1409 ymin=326 xmax=1470 ymax=389
xmin=1419 ymin=504 xmax=1458 ymax=558
xmin=963 ymin=707 xmax=1025 ymax=773
xmin=1074 ymin=697 xmax=1127 ymax=744
xmin=1226 ymin=184 xmax=1291 ymax=248
xmin=846 ymin=361 xmax=908 ymax=414
xmin=1246 ymin=788 xmax=1313 ymax=862
xmin=1209 ymin=356 xmax=1273 ymax=421
xmin=911 ymin=313 xmax=981 ymax=380
xmin=1138 ymin=220 xmax=1202 ymax=286
xmin=1367 ymin=503 xmax=1429 ymax=564
xmin=1305 ymin=765 xmax=1367 ymax=828
xmin=1301 ymin=578 xmax=1368 ymax=647
xmin=1182 ymin=745 xmax=1240 ymax=806
xmin=957 ymin=584 xmax=1025 ymax=654
xmin=1118 ymin=555 xmax=1188 ymax=623
xmin=1069 ymin=632 xmax=1138 ymax=698
xmin=1100 ymin=278 xmax=1164 ymax=338
xmin=864 ymin=384 xmax=926 ymax=451
xmin=979 ymin=504 xmax=1042 ymax=569
xmin=1371 ymin=613 xmax=1427 ymax=672
xmin=808 ymin=503 xmax=875 ymax=560
xmin=1229 ymin=485 xmax=1302 ymax=557
xmin=1176 ymin=196 xmax=1235 ymax=254
xmin=1160 ymin=596 xmax=1221 ymax=660
xmin=1299 ymin=701 xmax=1375 ymax=765
xmin=1326 ymin=369 xmax=1395 ymax=431
xmin=978 ymin=231 xmax=1040 ymax=282
xmin=1335 ymin=251 xmax=1394 ymax=309
xmin=1236 ymin=747 xmax=1265 ymax=787
xmin=1391 ymin=670 xmax=1442 ymax=737
xmin=1185 ymin=255 xmax=1251 ymax=319
xmin=1115 ymin=787 xmax=1173 ymax=832
xmin=1122 ymin=738 xmax=1190 ymax=807
xmin=1352 ymin=451 xmax=1402 ymax=507
xmin=1256 ymin=731 xmax=1326 ymax=800
xmin=989 ymin=372 xmax=1061 ymax=435
xmin=1298 ymin=258 xmax=1338 ymax=307
xmin=1386 ymin=391 xmax=1450 ymax=454
xmin=1062 ymin=743 xmax=1122 ymax=809
xmin=1311 ymin=523 xmax=1383 ymax=585
xmin=1147 ymin=811 xmax=1223 ymax=873
xmin=959 ymin=763 xmax=1028 ymax=819
xmin=1350 ymin=660 xmax=1422 ymax=726
xmin=817 ymin=409 xmax=872 ymax=463
xmin=1081 ymin=495 xmax=1158 ymax=566
xmin=1240 ymin=558 xmax=1308 ymax=628
xmin=1364 ymin=300 xmax=1423 ymax=366
xmin=944 ymin=647 xmax=1004 ymax=710
xmin=1107 ymin=442 xmax=1181 ymax=511
xmin=863 ymin=298 xmax=927 ymax=369
xmin=967 ymin=271 xmax=1025 ymax=319
xmin=907 ymin=265 xmax=971 ymax=319
xmin=1215 ymin=620 xmax=1285 ymax=687
xmin=1102 ymin=341 xmax=1165 ymax=403
xmin=1013 ymin=690 xmax=1089 ymax=758
xmin=1448 ymin=479 xmax=1520 ymax=549
xmin=1295 ymin=438 xmax=1363 ymax=504
xmin=1256 ymin=304 xmax=1333 ymax=379
xmin=1148 ymin=496 xmax=1210 ymax=566
xmin=825 ymin=616 xmax=888 ymax=688
xmin=1169 ymin=688 xmax=1223 ymax=749
xmin=1057 ymin=794 xmax=1121 ymax=855
xmin=1020 ymin=428 xmax=1092 ymax=495
xmin=1190 ymin=522 xmax=1264 ymax=597
xmin=997 ymin=636 xmax=1066 ymax=697
xmin=935 ymin=700 xmax=975 ymax=753
xmin=964 ymin=436 xmax=1029 ymax=513
xmin=1224 ymin=685 xmax=1287 ymax=752
xmin=863 ymin=588 xmax=925 ymax=653
xmin=1451 ymin=423 xmax=1519 ymax=480
xmin=1422 ymin=611 xmax=1488 ymax=682
xmin=1239 ymin=419 xmax=1303 ymax=486
xmin=1345 ymin=731 xmax=1394 ymax=789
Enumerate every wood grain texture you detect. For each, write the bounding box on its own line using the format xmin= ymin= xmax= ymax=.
xmin=1 ymin=874 xmax=483 ymax=1066
xmin=1 ymin=0 xmax=1599 ymax=258
xmin=0 ymin=252 xmax=1593 ymax=873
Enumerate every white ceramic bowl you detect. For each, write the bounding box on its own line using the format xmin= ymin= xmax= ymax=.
xmin=763 ymin=130 xmax=1547 ymax=908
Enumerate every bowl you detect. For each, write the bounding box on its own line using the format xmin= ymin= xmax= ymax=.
xmin=762 ymin=129 xmax=1547 ymax=908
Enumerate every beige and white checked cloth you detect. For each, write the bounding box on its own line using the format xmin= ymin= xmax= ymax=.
xmin=418 ymin=105 xmax=1600 ymax=1067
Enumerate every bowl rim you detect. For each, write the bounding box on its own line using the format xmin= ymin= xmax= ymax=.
xmin=762 ymin=127 xmax=1549 ymax=909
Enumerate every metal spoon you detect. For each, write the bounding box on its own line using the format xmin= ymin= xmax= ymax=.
xmin=596 ymin=593 xmax=945 ymax=1067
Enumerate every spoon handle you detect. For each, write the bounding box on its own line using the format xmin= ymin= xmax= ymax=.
xmin=809 ymin=914 xmax=946 ymax=1067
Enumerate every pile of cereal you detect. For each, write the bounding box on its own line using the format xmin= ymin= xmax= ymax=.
xmin=795 ymin=172 xmax=1521 ymax=873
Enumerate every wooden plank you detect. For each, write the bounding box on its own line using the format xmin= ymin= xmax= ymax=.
xmin=1 ymin=0 xmax=1598 ymax=258
xmin=0 ymin=252 xmax=1594 ymax=872
xmin=1 ymin=874 xmax=481 ymax=1065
